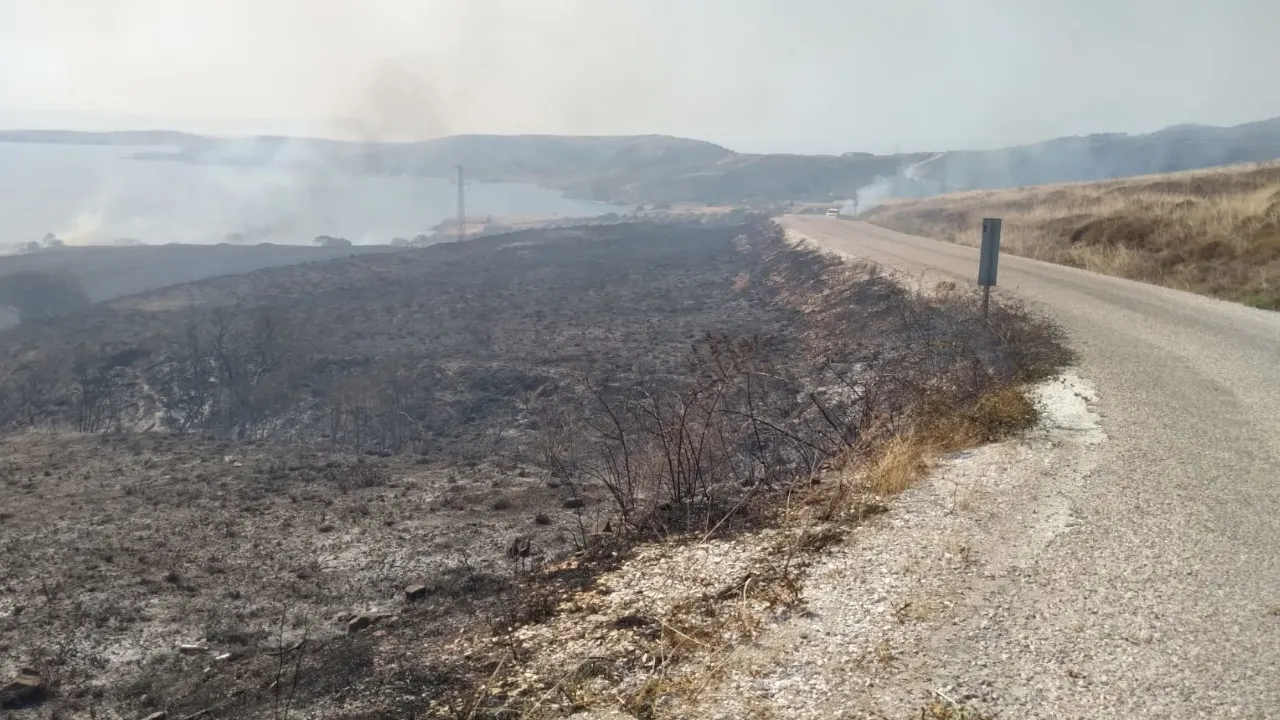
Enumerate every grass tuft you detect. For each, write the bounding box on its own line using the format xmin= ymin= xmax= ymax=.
xmin=868 ymin=433 xmax=932 ymax=496
xmin=964 ymin=385 xmax=1039 ymax=442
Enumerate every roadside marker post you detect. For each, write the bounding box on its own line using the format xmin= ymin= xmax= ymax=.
xmin=978 ymin=217 xmax=1002 ymax=318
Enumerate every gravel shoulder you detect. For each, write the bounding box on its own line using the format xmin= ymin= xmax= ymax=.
xmin=682 ymin=217 xmax=1280 ymax=718
xmin=685 ymin=373 xmax=1107 ymax=718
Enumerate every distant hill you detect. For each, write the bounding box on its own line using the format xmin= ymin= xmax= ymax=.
xmin=576 ymin=151 xmax=935 ymax=205
xmin=0 ymin=128 xmax=200 ymax=147
xmin=4 ymin=117 xmax=1280 ymax=205
xmin=888 ymin=117 xmax=1280 ymax=199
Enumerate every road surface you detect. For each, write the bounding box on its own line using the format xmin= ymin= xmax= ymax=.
xmin=777 ymin=215 xmax=1280 ymax=717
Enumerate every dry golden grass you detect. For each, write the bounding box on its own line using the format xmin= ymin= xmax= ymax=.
xmin=867 ymin=385 xmax=1038 ymax=497
xmin=962 ymin=385 xmax=1039 ymax=443
xmin=868 ymin=433 xmax=933 ymax=495
xmin=863 ymin=162 xmax=1280 ymax=309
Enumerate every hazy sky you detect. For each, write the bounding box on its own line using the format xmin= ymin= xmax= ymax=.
xmin=2 ymin=0 xmax=1278 ymax=154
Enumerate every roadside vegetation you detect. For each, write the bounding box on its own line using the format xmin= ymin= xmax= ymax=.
xmin=0 ymin=219 xmax=1068 ymax=718
xmin=862 ymin=161 xmax=1280 ymax=309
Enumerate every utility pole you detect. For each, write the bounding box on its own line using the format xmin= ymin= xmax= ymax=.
xmin=454 ymin=164 xmax=467 ymax=242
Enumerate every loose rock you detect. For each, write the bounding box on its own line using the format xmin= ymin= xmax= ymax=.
xmin=348 ymin=614 xmax=375 ymax=633
xmin=1 ymin=670 xmax=45 ymax=709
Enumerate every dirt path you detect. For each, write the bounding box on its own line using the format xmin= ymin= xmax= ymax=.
xmin=683 ymin=217 xmax=1280 ymax=718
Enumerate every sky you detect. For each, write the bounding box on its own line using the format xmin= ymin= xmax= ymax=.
xmin=1 ymin=0 xmax=1278 ymax=155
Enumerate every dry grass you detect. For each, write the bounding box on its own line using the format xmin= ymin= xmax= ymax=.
xmin=868 ymin=433 xmax=932 ymax=495
xmin=923 ymin=692 xmax=992 ymax=720
xmin=862 ymin=161 xmax=1280 ymax=309
xmin=866 ymin=384 xmax=1037 ymax=497
xmin=961 ymin=385 xmax=1039 ymax=443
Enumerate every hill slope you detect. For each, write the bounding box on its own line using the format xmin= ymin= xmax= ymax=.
xmin=890 ymin=117 xmax=1280 ymax=198
xmin=0 ymin=244 xmax=394 ymax=329
xmin=5 ymin=117 xmax=1280 ymax=205
xmin=861 ymin=162 xmax=1280 ymax=308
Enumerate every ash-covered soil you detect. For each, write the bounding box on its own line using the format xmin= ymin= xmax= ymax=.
xmin=0 ymin=220 xmax=1066 ymax=719
xmin=0 ymin=223 xmax=794 ymax=458
xmin=0 ymin=432 xmax=573 ymax=719
xmin=0 ymin=220 xmax=809 ymax=718
xmin=0 ymin=243 xmax=396 ymax=330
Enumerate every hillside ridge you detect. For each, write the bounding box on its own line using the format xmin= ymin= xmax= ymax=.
xmin=4 ymin=117 xmax=1280 ymax=205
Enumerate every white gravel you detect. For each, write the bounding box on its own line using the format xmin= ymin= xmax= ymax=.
xmin=1032 ymin=371 xmax=1106 ymax=445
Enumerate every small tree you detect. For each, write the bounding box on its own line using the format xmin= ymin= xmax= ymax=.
xmin=71 ymin=346 xmax=124 ymax=433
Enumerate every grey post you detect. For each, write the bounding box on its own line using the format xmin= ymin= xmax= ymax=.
xmin=978 ymin=217 xmax=1002 ymax=318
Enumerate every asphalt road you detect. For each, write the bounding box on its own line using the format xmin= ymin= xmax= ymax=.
xmin=783 ymin=215 xmax=1280 ymax=716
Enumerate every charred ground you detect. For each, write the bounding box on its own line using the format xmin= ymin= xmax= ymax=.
xmin=0 ymin=243 xmax=396 ymax=331
xmin=0 ymin=220 xmax=1067 ymax=719
xmin=0 ymin=223 xmax=794 ymax=453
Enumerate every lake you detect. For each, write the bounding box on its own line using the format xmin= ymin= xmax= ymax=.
xmin=0 ymin=141 xmax=629 ymax=247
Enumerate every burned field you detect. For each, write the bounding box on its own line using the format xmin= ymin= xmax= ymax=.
xmin=0 ymin=221 xmax=1067 ymax=718
xmin=0 ymin=242 xmax=395 ymax=330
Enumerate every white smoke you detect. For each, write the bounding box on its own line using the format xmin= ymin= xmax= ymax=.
xmin=845 ymin=152 xmax=954 ymax=215
xmin=60 ymin=210 xmax=105 ymax=245
xmin=904 ymin=152 xmax=947 ymax=181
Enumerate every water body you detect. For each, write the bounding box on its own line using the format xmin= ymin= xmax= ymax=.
xmin=0 ymin=142 xmax=628 ymax=247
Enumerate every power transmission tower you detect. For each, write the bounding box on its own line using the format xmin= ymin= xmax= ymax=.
xmin=454 ymin=164 xmax=467 ymax=242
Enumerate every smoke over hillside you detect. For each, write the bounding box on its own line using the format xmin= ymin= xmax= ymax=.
xmin=847 ymin=117 xmax=1280 ymax=212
